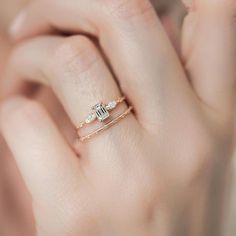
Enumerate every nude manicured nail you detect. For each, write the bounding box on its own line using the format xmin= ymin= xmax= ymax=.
xmin=9 ymin=11 xmax=26 ymax=37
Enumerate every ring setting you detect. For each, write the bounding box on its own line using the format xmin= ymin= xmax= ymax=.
xmin=85 ymin=100 xmax=118 ymax=124
xmin=79 ymin=96 xmax=126 ymax=128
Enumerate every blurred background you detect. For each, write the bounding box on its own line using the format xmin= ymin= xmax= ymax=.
xmin=0 ymin=0 xmax=236 ymax=235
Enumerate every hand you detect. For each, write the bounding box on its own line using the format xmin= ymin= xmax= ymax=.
xmin=1 ymin=0 xmax=235 ymax=235
xmin=0 ymin=2 xmax=185 ymax=235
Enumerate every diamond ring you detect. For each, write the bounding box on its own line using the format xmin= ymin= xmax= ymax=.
xmin=76 ymin=96 xmax=133 ymax=142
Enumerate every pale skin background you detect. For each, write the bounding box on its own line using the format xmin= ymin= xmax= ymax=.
xmin=0 ymin=1 xmax=235 ymax=235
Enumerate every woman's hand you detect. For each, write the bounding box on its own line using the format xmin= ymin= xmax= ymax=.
xmin=1 ymin=0 xmax=236 ymax=235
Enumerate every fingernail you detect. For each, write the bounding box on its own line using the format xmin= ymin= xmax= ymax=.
xmin=9 ymin=10 xmax=26 ymax=37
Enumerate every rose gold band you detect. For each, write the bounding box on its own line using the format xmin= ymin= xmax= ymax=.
xmin=78 ymin=106 xmax=133 ymax=142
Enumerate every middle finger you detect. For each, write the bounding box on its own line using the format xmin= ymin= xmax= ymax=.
xmin=7 ymin=35 xmax=141 ymax=164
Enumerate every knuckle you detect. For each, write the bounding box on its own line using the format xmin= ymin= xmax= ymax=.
xmin=104 ymin=0 xmax=154 ymax=21
xmin=48 ymin=36 xmax=99 ymax=78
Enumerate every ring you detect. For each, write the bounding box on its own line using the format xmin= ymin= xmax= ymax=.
xmin=76 ymin=96 xmax=133 ymax=142
xmin=77 ymin=96 xmax=126 ymax=129
xmin=78 ymin=106 xmax=133 ymax=142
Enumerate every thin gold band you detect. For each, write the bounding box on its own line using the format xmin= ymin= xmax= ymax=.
xmin=78 ymin=106 xmax=133 ymax=142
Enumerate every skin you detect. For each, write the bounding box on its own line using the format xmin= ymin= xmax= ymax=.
xmin=0 ymin=1 xmax=184 ymax=235
xmin=1 ymin=0 xmax=235 ymax=235
xmin=0 ymin=2 xmax=32 ymax=235
xmin=0 ymin=1 xmax=75 ymax=235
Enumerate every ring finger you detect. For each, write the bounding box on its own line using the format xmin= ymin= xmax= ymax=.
xmin=6 ymin=35 xmax=141 ymax=165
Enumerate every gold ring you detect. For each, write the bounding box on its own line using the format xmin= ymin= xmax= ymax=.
xmin=78 ymin=106 xmax=133 ymax=142
xmin=76 ymin=96 xmax=132 ymax=142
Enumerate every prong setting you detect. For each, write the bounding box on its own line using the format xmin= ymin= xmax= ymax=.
xmin=93 ymin=103 xmax=110 ymax=122
xmin=77 ymin=96 xmax=126 ymax=129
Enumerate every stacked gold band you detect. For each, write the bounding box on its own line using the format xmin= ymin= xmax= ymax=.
xmin=79 ymin=106 xmax=133 ymax=142
xmin=76 ymin=96 xmax=132 ymax=142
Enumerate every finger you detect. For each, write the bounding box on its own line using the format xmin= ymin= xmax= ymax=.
xmin=9 ymin=0 xmax=193 ymax=127
xmin=7 ymin=36 xmax=140 ymax=164
xmin=0 ymin=96 xmax=85 ymax=234
xmin=182 ymin=0 xmax=236 ymax=116
xmin=36 ymin=87 xmax=76 ymax=146
xmin=1 ymin=151 xmax=34 ymax=235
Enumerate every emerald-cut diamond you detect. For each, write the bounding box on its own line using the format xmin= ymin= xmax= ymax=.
xmin=93 ymin=103 xmax=110 ymax=122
